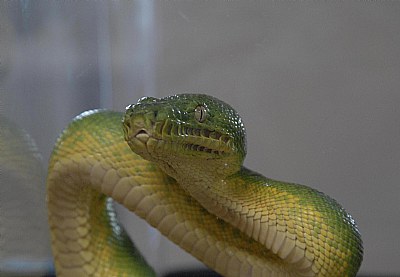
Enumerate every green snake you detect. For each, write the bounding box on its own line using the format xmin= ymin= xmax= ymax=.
xmin=47 ymin=94 xmax=363 ymax=276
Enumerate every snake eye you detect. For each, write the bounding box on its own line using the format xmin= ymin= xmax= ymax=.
xmin=194 ymin=105 xmax=207 ymax=123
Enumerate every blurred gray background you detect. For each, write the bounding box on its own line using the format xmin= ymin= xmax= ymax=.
xmin=1 ymin=1 xmax=399 ymax=276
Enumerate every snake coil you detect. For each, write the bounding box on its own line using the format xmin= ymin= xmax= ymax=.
xmin=47 ymin=94 xmax=363 ymax=276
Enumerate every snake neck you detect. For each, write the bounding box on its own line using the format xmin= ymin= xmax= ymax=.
xmin=170 ymin=164 xmax=265 ymax=226
xmin=172 ymin=165 xmax=363 ymax=277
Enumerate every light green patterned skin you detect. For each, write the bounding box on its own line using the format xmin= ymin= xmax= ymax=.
xmin=47 ymin=110 xmax=156 ymax=277
xmin=48 ymin=93 xmax=363 ymax=277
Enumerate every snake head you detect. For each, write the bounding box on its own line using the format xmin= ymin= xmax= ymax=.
xmin=123 ymin=94 xmax=247 ymax=180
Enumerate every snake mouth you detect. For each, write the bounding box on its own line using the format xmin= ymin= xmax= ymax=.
xmin=124 ymin=116 xmax=232 ymax=157
xmin=155 ymin=120 xmax=231 ymax=156
xmin=134 ymin=129 xmax=150 ymax=143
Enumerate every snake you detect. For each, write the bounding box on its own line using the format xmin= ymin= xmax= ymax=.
xmin=47 ymin=93 xmax=363 ymax=276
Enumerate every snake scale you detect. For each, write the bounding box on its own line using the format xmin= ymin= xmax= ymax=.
xmin=47 ymin=94 xmax=363 ymax=276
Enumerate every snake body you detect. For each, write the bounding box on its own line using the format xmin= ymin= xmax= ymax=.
xmin=47 ymin=94 xmax=363 ymax=276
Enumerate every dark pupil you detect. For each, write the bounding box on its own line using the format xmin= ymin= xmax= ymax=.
xmin=196 ymin=105 xmax=205 ymax=122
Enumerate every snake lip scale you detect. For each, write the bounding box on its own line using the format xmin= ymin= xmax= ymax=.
xmin=47 ymin=93 xmax=363 ymax=277
xmin=126 ymin=116 xmax=229 ymax=156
